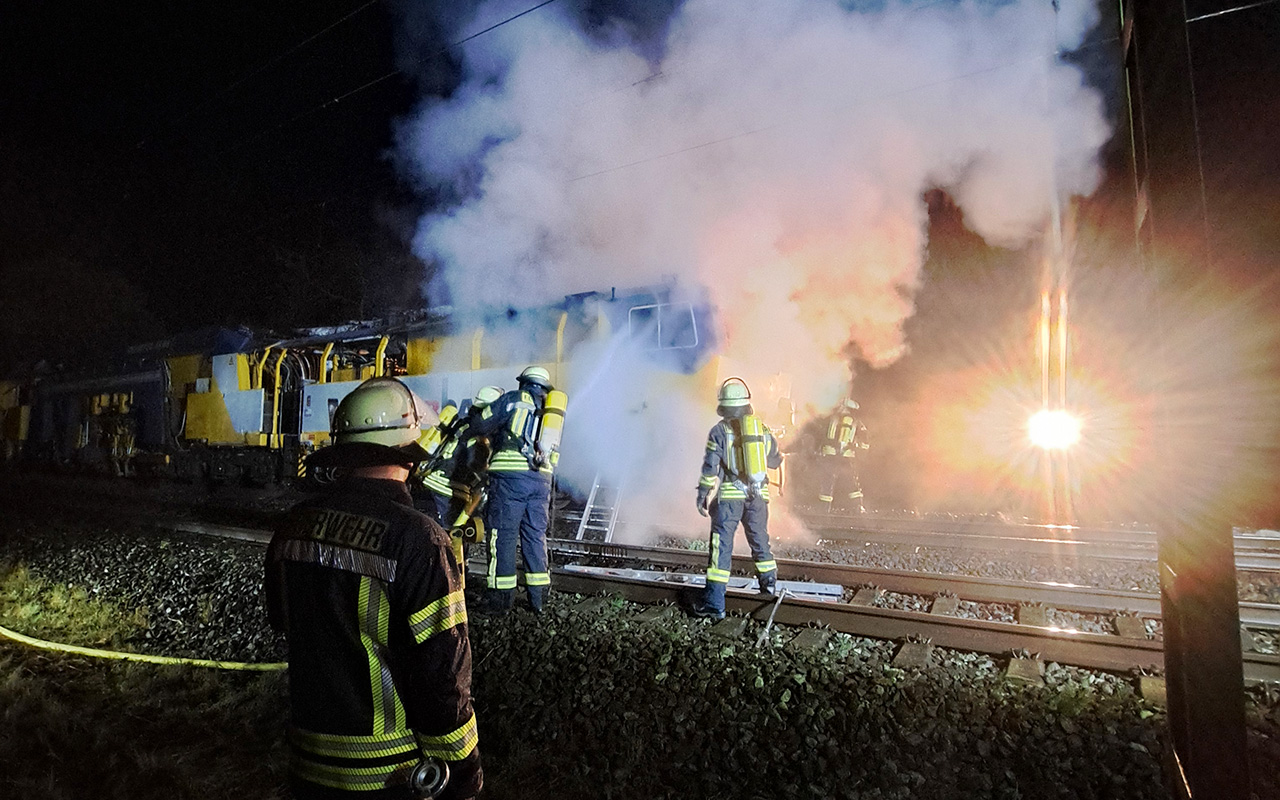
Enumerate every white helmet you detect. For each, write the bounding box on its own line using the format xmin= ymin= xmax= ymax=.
xmin=473 ymin=385 xmax=504 ymax=409
xmin=310 ymin=377 xmax=435 ymax=467
xmin=716 ymin=377 xmax=752 ymax=417
xmin=518 ymin=365 xmax=553 ymax=390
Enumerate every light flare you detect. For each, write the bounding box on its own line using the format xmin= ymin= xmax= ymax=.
xmin=1028 ymin=409 xmax=1082 ymax=450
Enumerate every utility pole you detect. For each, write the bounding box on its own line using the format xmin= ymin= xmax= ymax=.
xmin=1122 ymin=1 xmax=1250 ymax=797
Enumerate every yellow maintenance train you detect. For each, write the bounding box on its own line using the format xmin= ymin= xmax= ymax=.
xmin=0 ymin=285 xmax=729 ymax=490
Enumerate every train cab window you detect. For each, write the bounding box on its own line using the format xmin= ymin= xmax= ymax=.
xmin=628 ymin=302 xmax=699 ymax=350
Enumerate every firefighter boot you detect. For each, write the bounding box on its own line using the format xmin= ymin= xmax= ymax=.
xmin=526 ymin=585 xmax=546 ymax=616
xmin=689 ymin=583 xmax=726 ymax=621
xmin=758 ymin=574 xmax=778 ymax=600
xmin=475 ymin=588 xmax=514 ymax=616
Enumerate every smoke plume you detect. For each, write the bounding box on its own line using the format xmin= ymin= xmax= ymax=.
xmin=394 ymin=0 xmax=1111 ymax=531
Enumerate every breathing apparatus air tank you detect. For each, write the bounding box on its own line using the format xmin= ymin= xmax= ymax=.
xmin=536 ymin=389 xmax=568 ymax=465
xmin=718 ymin=377 xmax=769 ymax=495
xmin=418 ymin=403 xmax=458 ymax=457
xmin=738 ymin=413 xmax=769 ymax=491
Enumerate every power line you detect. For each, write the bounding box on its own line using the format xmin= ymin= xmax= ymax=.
xmin=218 ymin=0 xmax=559 ymax=159
xmin=203 ymin=2 xmax=562 ymax=239
xmin=137 ymin=0 xmax=383 ymax=150
xmin=1187 ymin=0 xmax=1280 ymax=22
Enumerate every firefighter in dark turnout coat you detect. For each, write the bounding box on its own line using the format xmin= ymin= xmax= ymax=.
xmin=266 ymin=377 xmax=482 ymax=800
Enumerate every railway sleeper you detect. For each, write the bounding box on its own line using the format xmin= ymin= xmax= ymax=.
xmin=929 ymin=595 xmax=960 ymax=615
xmin=1114 ymin=614 xmax=1148 ymax=639
xmin=850 ymin=586 xmax=883 ymax=606
xmin=1004 ymin=655 xmax=1046 ymax=686
xmin=891 ymin=640 xmax=934 ymax=669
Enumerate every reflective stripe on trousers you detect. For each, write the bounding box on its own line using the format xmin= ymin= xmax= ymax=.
xmin=702 ymin=495 xmax=775 ymax=614
xmin=483 ymin=472 xmax=552 ymax=604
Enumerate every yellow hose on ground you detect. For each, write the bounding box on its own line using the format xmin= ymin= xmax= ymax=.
xmin=0 ymin=622 xmax=287 ymax=671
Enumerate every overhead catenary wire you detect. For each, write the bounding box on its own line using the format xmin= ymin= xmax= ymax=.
xmin=219 ymin=0 xmax=559 ymax=159
xmin=137 ymin=0 xmax=384 ymax=150
xmin=1187 ymin=0 xmax=1280 ymax=22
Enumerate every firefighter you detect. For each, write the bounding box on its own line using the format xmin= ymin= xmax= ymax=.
xmin=265 ymin=377 xmax=482 ymax=800
xmin=818 ymin=397 xmax=869 ymax=513
xmin=468 ymin=366 xmax=566 ymax=615
xmin=691 ymin=378 xmax=784 ymax=620
xmin=418 ymin=386 xmax=504 ymax=527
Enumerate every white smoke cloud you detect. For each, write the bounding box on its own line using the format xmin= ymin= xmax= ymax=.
xmin=399 ymin=0 xmax=1107 ymax=368
xmin=395 ymin=0 xmax=1111 ymax=527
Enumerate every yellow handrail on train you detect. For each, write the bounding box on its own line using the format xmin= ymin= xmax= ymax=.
xmin=318 ymin=342 xmax=334 ymax=384
xmin=254 ymin=345 xmax=274 ymax=390
xmin=270 ymin=349 xmax=286 ymax=449
xmin=374 ymin=336 xmax=389 ymax=378
xmin=471 ymin=328 xmax=484 ymax=371
xmin=556 ymin=311 xmax=568 ymax=364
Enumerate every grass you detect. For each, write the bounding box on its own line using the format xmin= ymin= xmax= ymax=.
xmin=0 ymin=561 xmax=149 ymax=649
xmin=0 ymin=643 xmax=290 ymax=799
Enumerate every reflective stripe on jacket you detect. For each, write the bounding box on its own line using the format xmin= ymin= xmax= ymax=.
xmin=266 ymin=478 xmax=480 ymax=794
xmin=699 ymin=418 xmax=782 ymax=501
xmin=472 ymin=388 xmax=555 ymax=477
xmin=821 ymin=413 xmax=866 ymax=457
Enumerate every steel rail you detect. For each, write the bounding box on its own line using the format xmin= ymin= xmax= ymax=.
xmin=547 ymin=538 xmax=1280 ymax=629
xmin=547 ymin=569 xmax=1280 ymax=684
xmin=801 ymin=514 xmax=1159 ymax=543
xmin=169 ymin=521 xmax=272 ymax=545
xmin=801 ymin=526 xmax=1280 ymax=570
xmin=797 ymin=514 xmax=1280 ymax=558
xmin=154 ymin=527 xmax=1280 ymax=629
xmin=797 ymin=513 xmax=1280 ymax=547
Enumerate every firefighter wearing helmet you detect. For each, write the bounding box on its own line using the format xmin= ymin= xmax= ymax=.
xmin=266 ymin=377 xmax=483 ymax=800
xmin=467 ymin=365 xmax=568 ymax=615
xmin=690 ymin=377 xmax=784 ymax=620
xmin=817 ymin=395 xmax=869 ymax=514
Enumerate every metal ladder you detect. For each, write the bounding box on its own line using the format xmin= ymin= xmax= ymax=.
xmin=575 ymin=474 xmax=624 ymax=542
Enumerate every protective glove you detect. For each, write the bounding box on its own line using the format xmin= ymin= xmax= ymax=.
xmin=695 ymin=488 xmax=710 ymax=517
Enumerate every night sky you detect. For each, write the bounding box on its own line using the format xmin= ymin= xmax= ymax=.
xmin=1 ymin=1 xmax=425 ymax=364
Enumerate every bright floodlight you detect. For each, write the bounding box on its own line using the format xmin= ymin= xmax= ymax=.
xmin=1028 ymin=409 xmax=1082 ymax=450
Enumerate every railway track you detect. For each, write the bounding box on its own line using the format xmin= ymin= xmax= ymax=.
xmin=166 ymin=522 xmax=1280 ymax=683
xmin=11 ymin=471 xmax=1280 ymax=568
xmin=780 ymin=513 xmax=1280 ymax=571
xmin=549 ymin=538 xmax=1280 ymax=629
